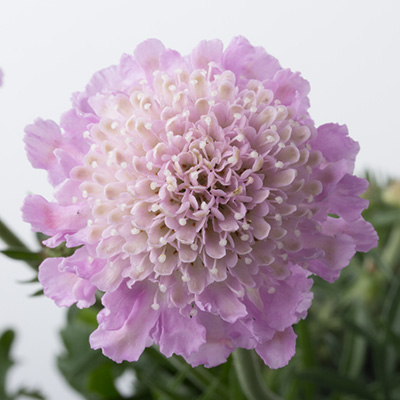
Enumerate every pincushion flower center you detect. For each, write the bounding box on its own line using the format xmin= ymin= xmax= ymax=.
xmin=77 ymin=65 xmax=320 ymax=294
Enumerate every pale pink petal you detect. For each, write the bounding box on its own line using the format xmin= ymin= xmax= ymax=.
xmin=255 ymin=327 xmax=297 ymax=369
xmin=39 ymin=257 xmax=96 ymax=309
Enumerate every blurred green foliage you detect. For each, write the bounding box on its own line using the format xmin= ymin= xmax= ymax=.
xmin=1 ymin=174 xmax=400 ymax=399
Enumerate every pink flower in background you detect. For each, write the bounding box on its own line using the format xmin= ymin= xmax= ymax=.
xmin=22 ymin=37 xmax=377 ymax=368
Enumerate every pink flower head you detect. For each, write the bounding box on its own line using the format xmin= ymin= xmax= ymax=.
xmin=23 ymin=37 xmax=377 ymax=368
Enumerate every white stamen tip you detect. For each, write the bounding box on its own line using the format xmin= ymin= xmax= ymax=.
xmin=179 ymin=218 xmax=187 ymax=226
xmin=83 ymin=131 xmax=90 ymax=138
xmin=150 ymin=182 xmax=158 ymax=190
xmin=275 ymin=214 xmax=282 ymax=222
xmin=199 ymin=140 xmax=207 ymax=149
xmin=237 ymin=290 xmax=244 ymax=297
xmin=144 ymin=103 xmax=151 ymax=110
xmin=159 ymin=236 xmax=167 ymax=245
xmin=275 ymin=196 xmax=284 ymax=204
xmin=72 ymin=196 xmax=78 ymax=204
xmin=190 ymin=243 xmax=198 ymax=251
xmin=266 ymin=135 xmax=275 ymax=143
xmin=271 ymin=125 xmax=277 ymax=131
xmin=275 ymin=161 xmax=284 ymax=168
xmin=190 ymin=309 xmax=198 ymax=317
xmin=201 ymin=202 xmax=208 ymax=211
xmin=159 ymin=284 xmax=167 ymax=293
xmin=250 ymin=150 xmax=258 ymax=159
xmin=151 ymin=204 xmax=160 ymax=212
xmin=121 ymin=162 xmax=128 ymax=169
xmin=120 ymin=203 xmax=127 ymax=211
xmin=295 ymin=229 xmax=301 ymax=237
xmin=190 ymin=79 xmax=198 ymax=85
xmin=234 ymin=213 xmax=242 ymax=220
xmin=208 ymin=100 xmax=215 ymax=106
xmin=234 ymin=113 xmax=242 ymax=120
xmin=173 ymin=94 xmax=181 ymax=102
xmin=250 ymin=106 xmax=257 ymax=113
xmin=210 ymin=268 xmax=218 ymax=275
xmin=88 ymin=256 xmax=94 ymax=263
xmin=245 ymin=257 xmax=252 ymax=265
xmin=241 ymin=234 xmax=250 ymax=241
xmin=146 ymin=161 xmax=153 ymax=170
xmin=163 ymin=169 xmax=171 ymax=177
xmin=182 ymin=275 xmax=190 ymax=282
xmin=277 ymin=241 xmax=284 ymax=249
xmin=168 ymin=84 xmax=176 ymax=91
xmin=91 ymin=161 xmax=98 ymax=169
xmin=151 ymin=303 xmax=160 ymax=311
xmin=145 ymin=122 xmax=152 ymax=130
xmin=131 ymin=228 xmax=140 ymax=235
xmin=243 ymin=96 xmax=251 ymax=104
xmin=158 ymin=254 xmax=166 ymax=263
xmin=82 ymin=190 xmax=88 ymax=198
xmin=167 ymin=131 xmax=174 ymax=138
xmin=171 ymin=155 xmax=178 ymax=162
xmin=211 ymin=90 xmax=218 ymax=97
xmin=282 ymin=253 xmax=288 ymax=261
xmin=308 ymin=195 xmax=314 ymax=203
xmin=242 ymin=223 xmax=250 ymax=230
xmin=204 ymin=117 xmax=212 ymax=126
xmin=111 ymin=229 xmax=118 ymax=236
xmin=111 ymin=121 xmax=118 ymax=130
xmin=182 ymin=110 xmax=190 ymax=117
xmin=219 ymin=238 xmax=227 ymax=247
xmin=268 ymin=287 xmax=276 ymax=294
xmin=306 ymin=166 xmax=313 ymax=174
xmin=87 ymin=219 xmax=93 ymax=227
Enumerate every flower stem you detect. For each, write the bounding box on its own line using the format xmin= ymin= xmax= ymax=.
xmin=233 ymin=348 xmax=283 ymax=400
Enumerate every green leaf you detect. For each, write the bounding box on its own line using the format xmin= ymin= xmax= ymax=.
xmin=30 ymin=289 xmax=44 ymax=297
xmin=14 ymin=388 xmax=45 ymax=399
xmin=297 ymin=369 xmax=376 ymax=400
xmin=1 ymin=249 xmax=43 ymax=262
xmin=57 ymin=307 xmax=125 ymax=400
xmin=0 ymin=329 xmax=15 ymax=399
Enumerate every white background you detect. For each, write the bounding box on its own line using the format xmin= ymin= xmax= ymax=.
xmin=0 ymin=0 xmax=399 ymax=398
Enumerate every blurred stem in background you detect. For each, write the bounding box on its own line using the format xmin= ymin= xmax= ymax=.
xmin=1 ymin=175 xmax=400 ymax=400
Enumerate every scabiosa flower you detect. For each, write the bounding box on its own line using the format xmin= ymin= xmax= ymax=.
xmin=22 ymin=37 xmax=377 ymax=368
